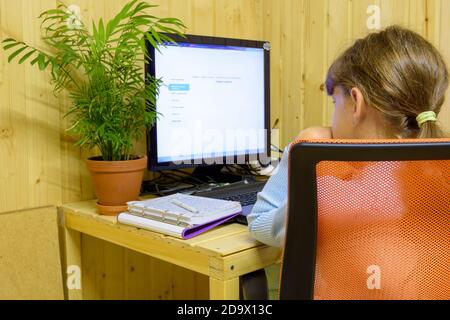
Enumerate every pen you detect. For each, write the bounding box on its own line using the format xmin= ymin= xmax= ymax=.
xmin=171 ymin=199 xmax=199 ymax=214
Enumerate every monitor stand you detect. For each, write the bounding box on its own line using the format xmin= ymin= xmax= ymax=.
xmin=192 ymin=165 xmax=243 ymax=184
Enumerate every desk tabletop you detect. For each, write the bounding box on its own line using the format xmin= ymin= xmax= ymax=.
xmin=61 ymin=200 xmax=281 ymax=281
xmin=61 ymin=200 xmax=270 ymax=258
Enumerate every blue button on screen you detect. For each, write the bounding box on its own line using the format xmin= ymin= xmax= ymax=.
xmin=169 ymin=84 xmax=190 ymax=91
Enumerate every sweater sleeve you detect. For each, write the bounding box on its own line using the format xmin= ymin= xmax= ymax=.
xmin=247 ymin=146 xmax=289 ymax=248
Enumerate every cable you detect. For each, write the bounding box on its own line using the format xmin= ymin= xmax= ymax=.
xmin=141 ymin=159 xmax=275 ymax=196
xmin=271 ymin=144 xmax=284 ymax=154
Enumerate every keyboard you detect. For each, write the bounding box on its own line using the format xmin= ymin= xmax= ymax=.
xmin=220 ymin=191 xmax=259 ymax=207
xmin=191 ymin=180 xmax=267 ymax=225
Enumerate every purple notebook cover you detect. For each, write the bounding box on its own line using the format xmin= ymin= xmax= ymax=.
xmin=181 ymin=211 xmax=242 ymax=239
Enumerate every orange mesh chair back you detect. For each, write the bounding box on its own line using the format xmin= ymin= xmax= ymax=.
xmin=280 ymin=139 xmax=450 ymax=300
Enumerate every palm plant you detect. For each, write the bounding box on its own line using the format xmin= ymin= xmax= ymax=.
xmin=2 ymin=0 xmax=185 ymax=161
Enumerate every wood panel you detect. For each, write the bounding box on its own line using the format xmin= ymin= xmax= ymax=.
xmin=262 ymin=0 xmax=283 ymax=146
xmin=81 ymin=235 xmax=209 ymax=300
xmin=325 ymin=0 xmax=352 ymax=125
xmin=1 ymin=0 xmax=450 ymax=300
xmin=0 ymin=0 xmax=63 ymax=213
xmin=303 ymin=0 xmax=328 ymax=130
xmin=0 ymin=206 xmax=63 ymax=299
xmin=262 ymin=0 xmax=308 ymax=145
xmin=428 ymin=0 xmax=450 ymax=133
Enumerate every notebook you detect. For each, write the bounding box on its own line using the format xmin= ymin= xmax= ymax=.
xmin=117 ymin=193 xmax=242 ymax=239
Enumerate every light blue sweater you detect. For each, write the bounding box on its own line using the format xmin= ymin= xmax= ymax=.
xmin=247 ymin=147 xmax=289 ymax=248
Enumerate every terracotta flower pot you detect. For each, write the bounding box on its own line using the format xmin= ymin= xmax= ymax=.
xmin=86 ymin=155 xmax=147 ymax=216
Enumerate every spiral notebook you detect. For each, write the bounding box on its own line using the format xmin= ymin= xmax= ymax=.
xmin=117 ymin=193 xmax=242 ymax=239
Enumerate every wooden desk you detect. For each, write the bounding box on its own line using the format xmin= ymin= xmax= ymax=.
xmin=59 ymin=200 xmax=281 ymax=300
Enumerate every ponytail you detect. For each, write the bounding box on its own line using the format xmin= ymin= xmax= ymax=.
xmin=417 ymin=121 xmax=446 ymax=139
xmin=416 ymin=111 xmax=446 ymax=138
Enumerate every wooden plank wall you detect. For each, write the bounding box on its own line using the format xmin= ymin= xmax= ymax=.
xmin=1 ymin=0 xmax=449 ymax=299
xmin=266 ymin=0 xmax=450 ymax=144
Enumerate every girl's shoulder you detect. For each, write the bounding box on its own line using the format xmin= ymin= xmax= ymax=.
xmin=296 ymin=127 xmax=333 ymax=140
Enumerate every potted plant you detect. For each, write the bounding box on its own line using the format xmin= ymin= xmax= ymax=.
xmin=2 ymin=0 xmax=185 ymax=215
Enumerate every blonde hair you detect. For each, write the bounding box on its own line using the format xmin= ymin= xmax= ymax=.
xmin=326 ymin=26 xmax=449 ymax=138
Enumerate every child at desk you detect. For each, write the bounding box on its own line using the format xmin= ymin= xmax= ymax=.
xmin=247 ymin=25 xmax=449 ymax=248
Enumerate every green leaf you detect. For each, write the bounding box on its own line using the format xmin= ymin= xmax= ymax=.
xmin=117 ymin=0 xmax=138 ymax=19
xmin=98 ymin=18 xmax=105 ymax=43
xmin=105 ymin=16 xmax=118 ymax=39
xmin=134 ymin=14 xmax=158 ymax=20
xmin=158 ymin=17 xmax=183 ymax=24
xmin=145 ymin=33 xmax=158 ymax=49
xmin=3 ymin=41 xmax=23 ymax=50
xmin=92 ymin=21 xmax=98 ymax=42
xmin=1 ymin=38 xmax=16 ymax=44
xmin=150 ymin=29 xmax=162 ymax=45
xmin=154 ymin=24 xmax=183 ymax=38
xmin=18 ymin=49 xmax=37 ymax=64
xmin=39 ymin=8 xmax=65 ymax=18
xmin=37 ymin=54 xmax=46 ymax=70
xmin=30 ymin=55 xmax=40 ymax=66
xmin=8 ymin=46 xmax=28 ymax=63
xmin=41 ymin=14 xmax=67 ymax=27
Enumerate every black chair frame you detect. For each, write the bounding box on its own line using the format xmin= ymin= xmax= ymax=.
xmin=281 ymin=141 xmax=450 ymax=300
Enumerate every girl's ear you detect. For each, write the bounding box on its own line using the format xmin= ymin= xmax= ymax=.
xmin=350 ymin=87 xmax=367 ymax=126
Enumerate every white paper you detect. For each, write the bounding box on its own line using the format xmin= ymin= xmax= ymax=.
xmin=118 ymin=212 xmax=185 ymax=238
xmin=128 ymin=193 xmax=241 ymax=225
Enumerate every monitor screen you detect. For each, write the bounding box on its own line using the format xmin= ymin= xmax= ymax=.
xmin=146 ymin=34 xmax=270 ymax=171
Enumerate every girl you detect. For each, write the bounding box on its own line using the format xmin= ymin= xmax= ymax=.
xmin=247 ymin=25 xmax=449 ymax=248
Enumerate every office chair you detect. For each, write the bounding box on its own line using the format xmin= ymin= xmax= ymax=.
xmin=281 ymin=139 xmax=450 ymax=300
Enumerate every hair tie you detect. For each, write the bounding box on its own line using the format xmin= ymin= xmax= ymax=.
xmin=416 ymin=111 xmax=437 ymax=128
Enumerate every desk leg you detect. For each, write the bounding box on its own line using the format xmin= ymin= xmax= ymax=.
xmin=209 ymin=277 xmax=240 ymax=300
xmin=63 ymin=228 xmax=83 ymax=300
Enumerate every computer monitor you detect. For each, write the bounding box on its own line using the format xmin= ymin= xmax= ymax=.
xmin=146 ymin=34 xmax=270 ymax=172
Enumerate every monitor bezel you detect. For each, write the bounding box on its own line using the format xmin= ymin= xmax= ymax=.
xmin=145 ymin=33 xmax=271 ymax=172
